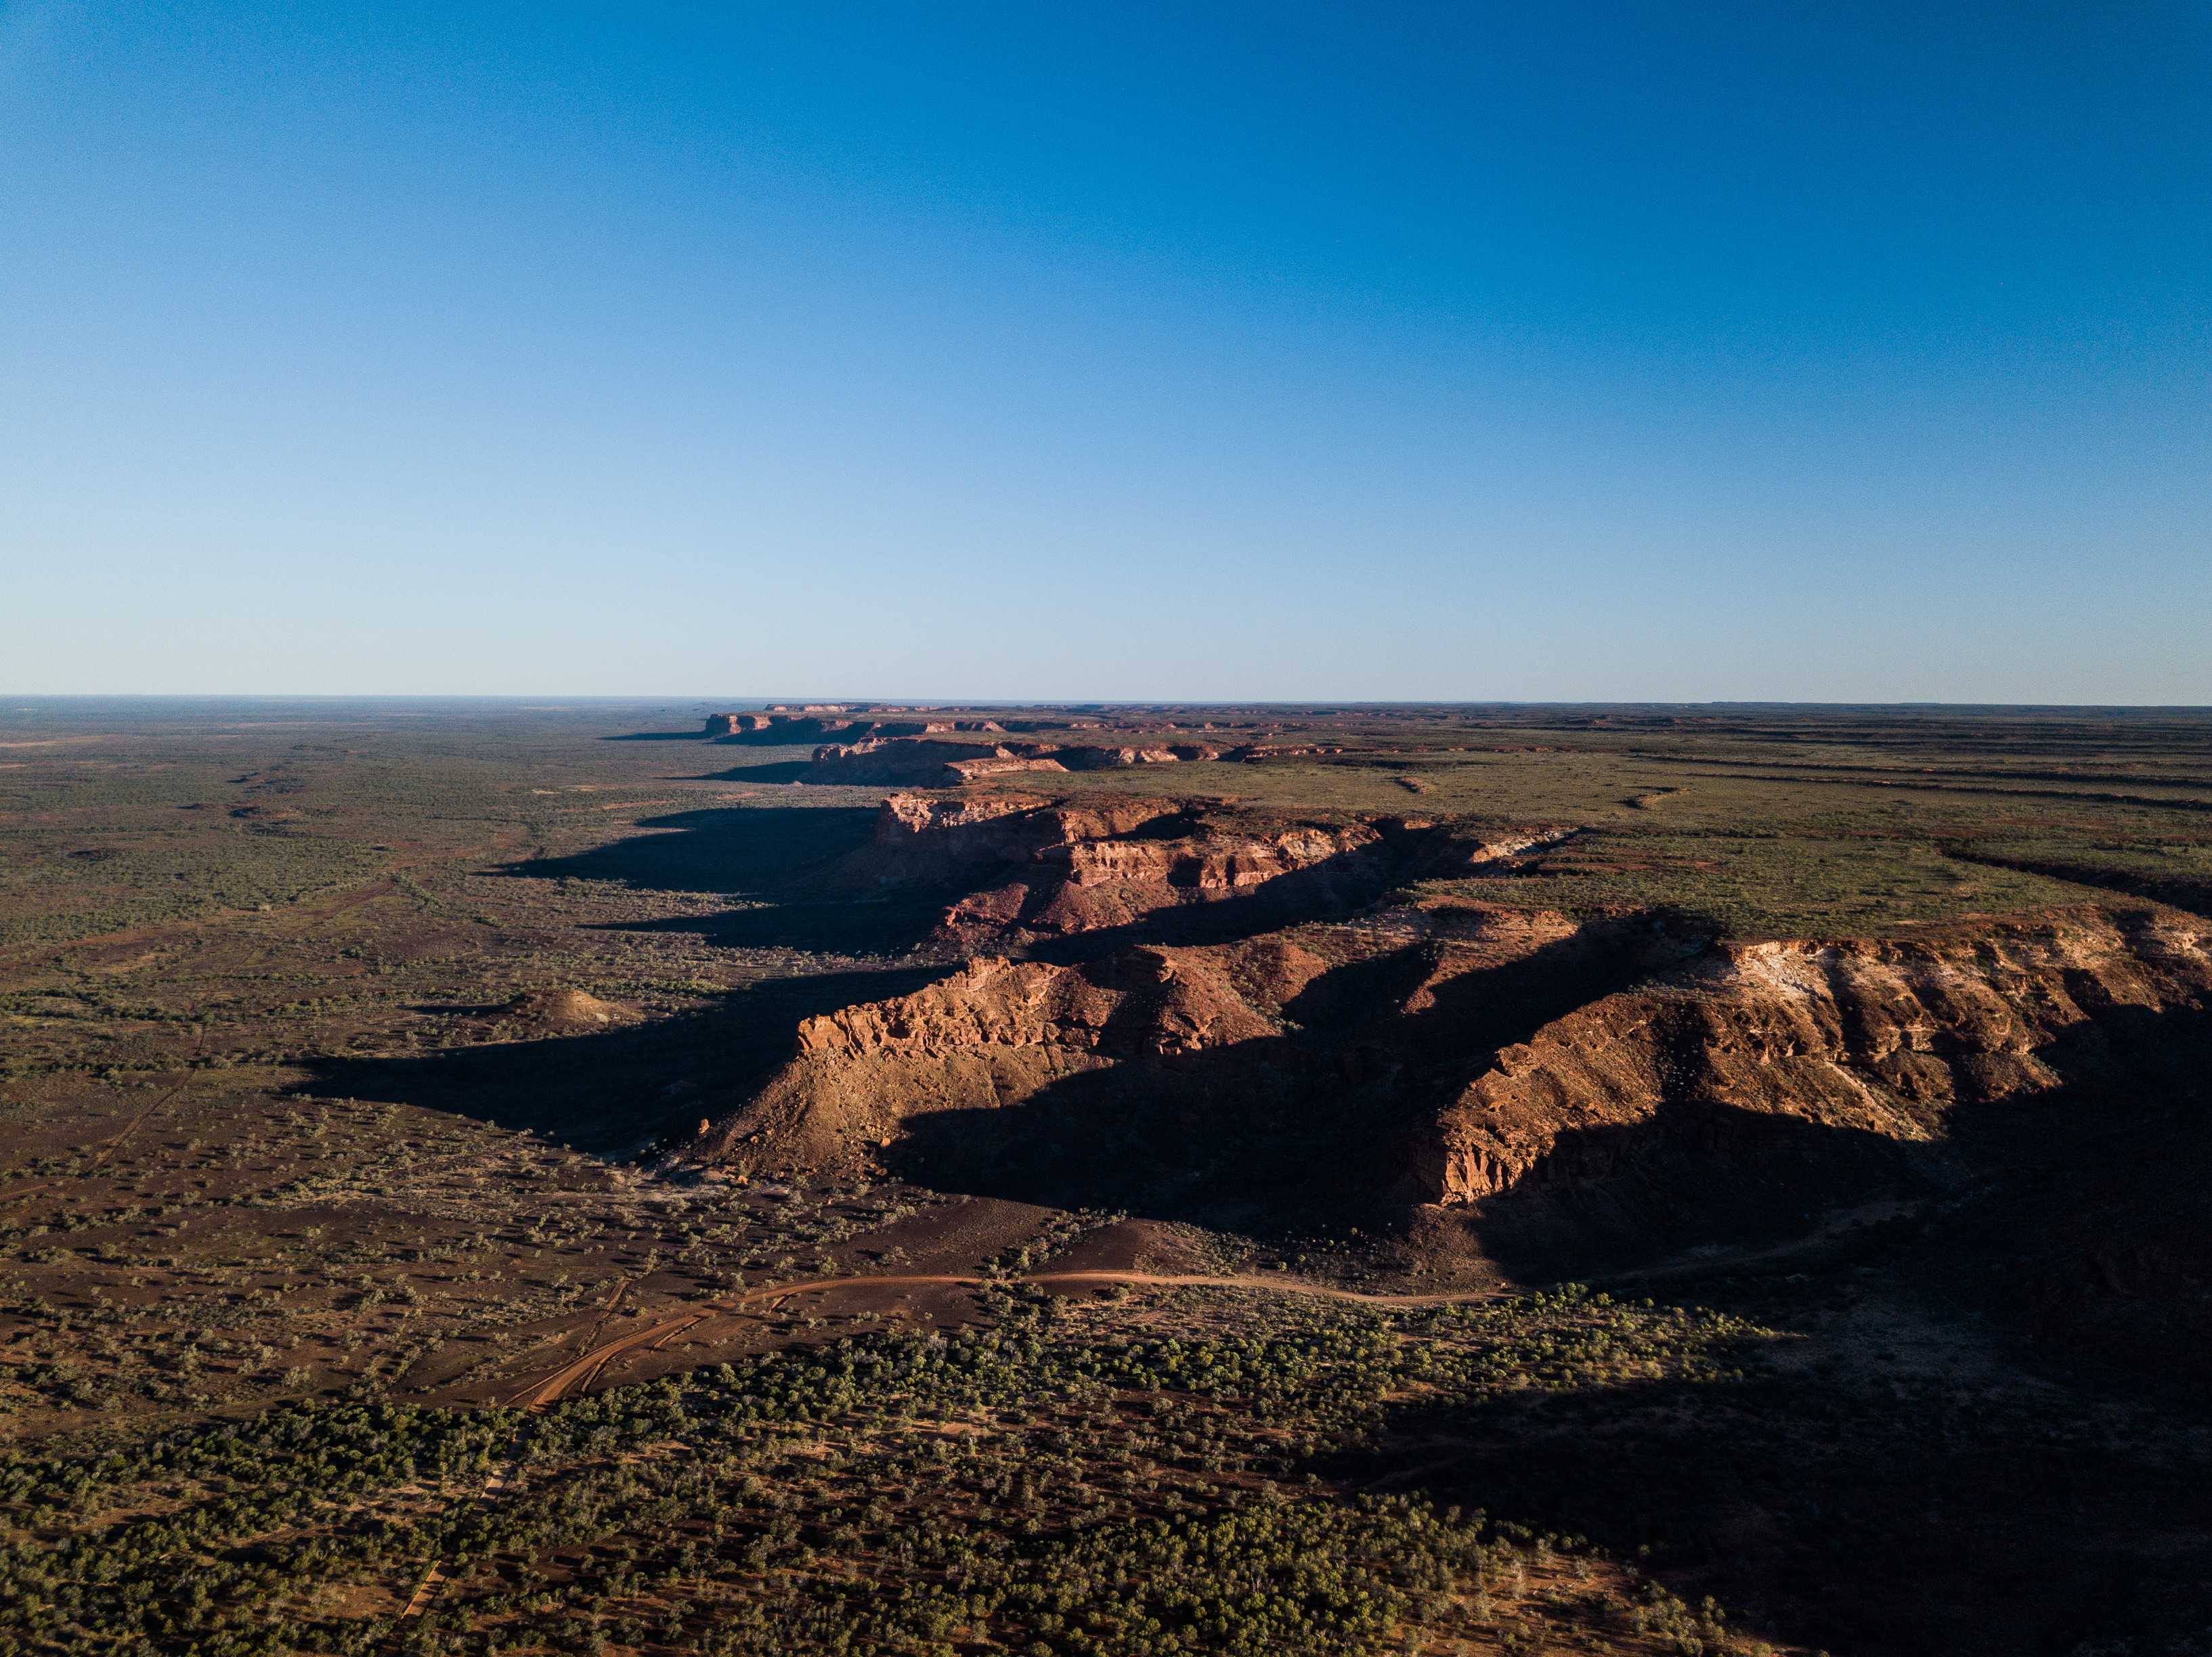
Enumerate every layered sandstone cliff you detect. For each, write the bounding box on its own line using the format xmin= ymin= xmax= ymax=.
xmin=1397 ymin=909 xmax=2212 ymax=1211
xmin=690 ymin=900 xmax=1693 ymax=1193
xmin=695 ymin=896 xmax=2211 ymax=1276
xmin=828 ymin=792 xmax=1567 ymax=952
xmin=693 ymin=942 xmax=1306 ymax=1178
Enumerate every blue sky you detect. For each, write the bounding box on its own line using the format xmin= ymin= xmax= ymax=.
xmin=3 ymin=2 xmax=2207 ymax=701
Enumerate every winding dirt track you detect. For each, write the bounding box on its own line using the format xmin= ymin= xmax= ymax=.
xmin=506 ymin=1270 xmax=1501 ymax=1410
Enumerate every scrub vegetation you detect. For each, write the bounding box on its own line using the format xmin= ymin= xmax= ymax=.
xmin=4 ymin=699 xmax=2211 ymax=1657
xmin=1 ymin=1284 xmax=1774 ymax=1657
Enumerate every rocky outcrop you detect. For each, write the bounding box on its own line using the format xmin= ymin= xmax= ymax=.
xmin=1402 ymin=912 xmax=2208 ymax=1201
xmin=934 ymin=814 xmax=1574 ymax=953
xmin=825 ymin=793 xmax=1507 ymax=952
xmin=693 ymin=945 xmax=1294 ymax=1176
xmin=827 ymin=792 xmax=1185 ymax=888
xmin=930 ymin=816 xmax=1393 ymax=950
xmin=502 ymin=986 xmax=626 ymax=1028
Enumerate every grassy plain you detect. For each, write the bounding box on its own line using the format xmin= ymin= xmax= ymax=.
xmin=3 ymin=699 xmax=2211 ymax=1657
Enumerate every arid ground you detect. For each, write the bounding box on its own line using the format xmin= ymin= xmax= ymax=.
xmin=5 ymin=699 xmax=2211 ymax=1657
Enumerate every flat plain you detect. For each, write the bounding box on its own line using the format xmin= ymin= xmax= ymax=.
xmin=4 ymin=698 xmax=2211 ymax=1657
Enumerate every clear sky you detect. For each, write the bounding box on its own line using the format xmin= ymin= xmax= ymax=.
xmin=3 ymin=3 xmax=2207 ymax=702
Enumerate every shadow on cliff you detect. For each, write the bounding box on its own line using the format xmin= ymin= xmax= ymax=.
xmin=873 ymin=927 xmax=1736 ymax=1237
xmin=880 ymin=1061 xmax=1926 ymax=1259
xmin=293 ymin=965 xmax=951 ymax=1156
xmin=877 ymin=945 xmax=2211 ymax=1277
xmin=1324 ymin=1025 xmax=2212 ymax=1657
xmin=1454 ymin=1097 xmax=1939 ymax=1282
xmin=1282 ymin=919 xmax=1700 ymax=1069
xmin=1280 ymin=961 xmax=2212 ymax=1656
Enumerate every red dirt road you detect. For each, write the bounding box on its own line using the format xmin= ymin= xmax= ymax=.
xmin=506 ymin=1269 xmax=1499 ymax=1409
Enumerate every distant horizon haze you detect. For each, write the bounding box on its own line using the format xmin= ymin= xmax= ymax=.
xmin=3 ymin=3 xmax=2206 ymax=703
xmin=6 ymin=695 xmax=2209 ymax=717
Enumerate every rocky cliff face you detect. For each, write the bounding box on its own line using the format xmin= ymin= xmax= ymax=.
xmin=688 ymin=896 xmax=1697 ymax=1206
xmin=692 ymin=942 xmax=1303 ymax=1179
xmin=826 ymin=792 xmax=1521 ymax=952
xmin=693 ymin=895 xmax=2212 ymax=1280
xmin=1404 ymin=910 xmax=2211 ymax=1202
xmin=820 ymin=793 xmax=1186 ymax=891
xmin=1387 ymin=908 xmax=2212 ymax=1273
xmin=926 ymin=816 xmax=1395 ymax=950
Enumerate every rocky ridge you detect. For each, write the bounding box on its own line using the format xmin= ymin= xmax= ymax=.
xmin=803 ymin=736 xmax=1244 ymax=786
xmin=829 ymin=792 xmax=1564 ymax=952
xmin=1395 ymin=908 xmax=2212 ymax=1269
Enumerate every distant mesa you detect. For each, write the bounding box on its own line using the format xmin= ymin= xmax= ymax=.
xmin=695 ymin=709 xmax=1413 ymax=780
xmin=820 ymin=790 xmax=1510 ymax=952
xmin=804 ymin=736 xmax=1244 ymax=786
xmin=699 ymin=711 xmax=1009 ymax=744
xmin=811 ymin=791 xmax=1561 ymax=951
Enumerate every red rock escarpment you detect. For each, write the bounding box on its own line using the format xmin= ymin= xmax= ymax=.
xmin=829 ymin=793 xmax=1566 ymax=952
xmin=690 ymin=904 xmax=1689 ymax=1189
xmin=1397 ymin=908 xmax=2212 ymax=1212
xmin=694 ymin=945 xmax=1289 ymax=1175
xmin=821 ymin=793 xmax=1188 ymax=889
xmin=928 ymin=817 xmax=1394 ymax=951
xmin=697 ymin=902 xmax=2212 ymax=1276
